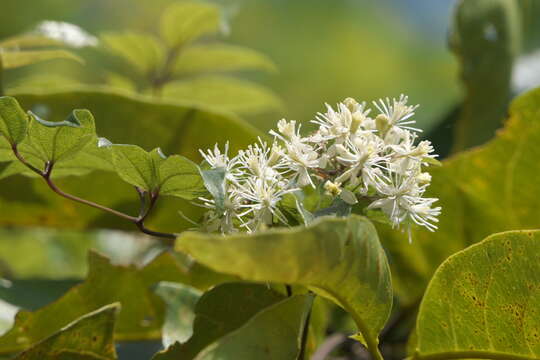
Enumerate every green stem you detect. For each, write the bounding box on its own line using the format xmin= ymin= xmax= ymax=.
xmin=413 ymin=351 xmax=539 ymax=360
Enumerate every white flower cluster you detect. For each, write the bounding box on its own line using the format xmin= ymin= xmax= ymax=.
xmin=199 ymin=95 xmax=441 ymax=240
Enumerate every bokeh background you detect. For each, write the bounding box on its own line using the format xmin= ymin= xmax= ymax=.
xmin=0 ymin=0 xmax=459 ymax=133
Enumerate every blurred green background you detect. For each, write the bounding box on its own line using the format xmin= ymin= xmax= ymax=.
xmin=0 ymin=0 xmax=459 ymax=132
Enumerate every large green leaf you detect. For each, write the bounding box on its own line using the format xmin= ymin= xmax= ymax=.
xmin=100 ymin=32 xmax=165 ymax=76
xmin=175 ymin=215 xmax=392 ymax=356
xmin=193 ymin=294 xmax=313 ymax=360
xmin=172 ymin=44 xmax=277 ymax=76
xmin=0 ymin=50 xmax=83 ymax=69
xmin=450 ymin=0 xmax=521 ymax=151
xmin=13 ymin=303 xmax=118 ymax=360
xmin=0 ymin=250 xmax=223 ymax=354
xmin=0 ymin=96 xmax=28 ymax=145
xmin=412 ymin=230 xmax=540 ymax=360
xmin=380 ymin=87 xmax=540 ymax=305
xmin=159 ymin=2 xmax=221 ymax=48
xmin=155 ymin=283 xmax=310 ymax=360
xmin=162 ymin=76 xmax=282 ymax=115
xmin=0 ymin=88 xmax=260 ymax=232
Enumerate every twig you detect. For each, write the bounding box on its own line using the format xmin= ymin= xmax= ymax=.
xmin=11 ymin=146 xmax=176 ymax=244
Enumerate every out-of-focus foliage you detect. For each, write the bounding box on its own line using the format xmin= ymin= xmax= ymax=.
xmin=0 ymin=250 xmax=228 ymax=355
xmin=98 ymin=1 xmax=281 ymax=116
xmin=450 ymin=0 xmax=521 ymax=152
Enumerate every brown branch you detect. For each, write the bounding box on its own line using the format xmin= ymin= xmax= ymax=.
xmin=11 ymin=145 xmax=176 ymax=244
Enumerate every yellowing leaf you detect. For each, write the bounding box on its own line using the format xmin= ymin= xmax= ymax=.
xmin=413 ymin=230 xmax=540 ymax=360
xmin=13 ymin=304 xmax=118 ymax=360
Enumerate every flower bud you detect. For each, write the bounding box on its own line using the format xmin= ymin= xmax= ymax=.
xmin=340 ymin=188 xmax=358 ymax=205
xmin=417 ymin=172 xmax=432 ymax=185
xmin=324 ymin=180 xmax=342 ymax=197
xmin=376 ymin=114 xmax=391 ymax=134
xmin=343 ymin=97 xmax=359 ymax=112
xmin=350 ymin=112 xmax=363 ymax=134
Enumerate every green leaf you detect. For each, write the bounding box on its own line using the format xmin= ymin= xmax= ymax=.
xmin=21 ymin=109 xmax=97 ymax=164
xmin=200 ymin=167 xmax=226 ymax=211
xmin=413 ymin=230 xmax=540 ymax=360
xmin=0 ymin=251 xmax=218 ymax=354
xmin=193 ymin=294 xmax=313 ymax=360
xmin=0 ymin=96 xmax=28 ymax=145
xmin=172 ymin=43 xmax=277 ymax=76
xmin=153 ymin=283 xmax=306 ymax=360
xmin=162 ymin=76 xmax=283 ymax=115
xmin=175 ymin=215 xmax=392 ymax=354
xmin=450 ymin=0 xmax=521 ymax=151
xmin=0 ymin=88 xmax=261 ymax=232
xmin=0 ymin=35 xmax=64 ymax=49
xmin=380 ymin=87 xmax=540 ymax=305
xmin=13 ymin=303 xmax=118 ymax=360
xmin=155 ymin=282 xmax=201 ymax=348
xmin=160 ymin=1 xmax=221 ymax=48
xmin=0 ymin=50 xmax=83 ymax=69
xmin=159 ymin=155 xmax=205 ymax=200
xmin=108 ymin=144 xmax=158 ymax=191
xmin=100 ymin=32 xmax=165 ymax=76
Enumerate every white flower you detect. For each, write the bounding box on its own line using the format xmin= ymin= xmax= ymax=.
xmin=234 ymin=177 xmax=296 ymax=232
xmin=235 ymin=139 xmax=286 ymax=181
xmin=197 ymin=183 xmax=243 ymax=234
xmin=270 ymin=120 xmax=319 ymax=187
xmin=312 ymin=101 xmax=372 ymax=143
xmin=197 ymin=94 xmax=441 ymax=238
xmin=368 ymin=172 xmax=440 ymax=237
xmin=373 ymin=94 xmax=420 ymax=133
xmin=334 ymin=134 xmax=388 ymax=189
xmin=35 ymin=21 xmax=98 ymax=48
xmin=199 ymin=142 xmax=230 ymax=169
